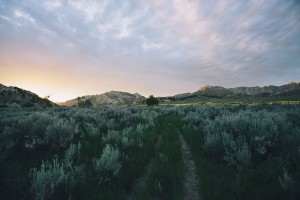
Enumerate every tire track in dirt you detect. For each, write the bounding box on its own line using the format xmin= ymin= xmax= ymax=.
xmin=179 ymin=134 xmax=201 ymax=200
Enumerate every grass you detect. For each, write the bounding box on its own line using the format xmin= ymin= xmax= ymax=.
xmin=136 ymin=116 xmax=185 ymax=200
xmin=181 ymin=126 xmax=289 ymax=200
xmin=160 ymin=95 xmax=300 ymax=106
xmin=1 ymin=105 xmax=300 ymax=199
xmin=73 ymin=122 xmax=159 ymax=199
xmin=181 ymin=127 xmax=235 ymax=200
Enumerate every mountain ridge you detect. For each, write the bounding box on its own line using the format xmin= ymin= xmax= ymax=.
xmin=174 ymin=82 xmax=300 ymax=99
xmin=59 ymin=91 xmax=145 ymax=107
xmin=0 ymin=84 xmax=56 ymax=108
xmin=1 ymin=82 xmax=299 ymax=107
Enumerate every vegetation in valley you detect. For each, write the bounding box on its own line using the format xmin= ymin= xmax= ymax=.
xmin=180 ymin=104 xmax=300 ymax=200
xmin=0 ymin=104 xmax=300 ymax=200
xmin=160 ymin=95 xmax=300 ymax=106
xmin=146 ymin=95 xmax=159 ymax=106
xmin=0 ymin=107 xmax=158 ymax=199
xmin=134 ymin=116 xmax=185 ymax=200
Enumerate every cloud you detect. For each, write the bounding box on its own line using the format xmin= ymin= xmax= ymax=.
xmin=68 ymin=0 xmax=108 ymax=22
xmin=14 ymin=9 xmax=35 ymax=22
xmin=44 ymin=0 xmax=62 ymax=10
xmin=0 ymin=0 xmax=300 ymax=99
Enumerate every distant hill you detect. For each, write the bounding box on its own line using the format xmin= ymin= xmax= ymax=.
xmin=2 ymin=82 xmax=299 ymax=108
xmin=0 ymin=83 xmax=56 ymax=108
xmin=60 ymin=91 xmax=145 ymax=107
xmin=174 ymin=82 xmax=300 ymax=100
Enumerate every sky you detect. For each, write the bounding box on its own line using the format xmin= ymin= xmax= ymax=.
xmin=0 ymin=0 xmax=300 ymax=102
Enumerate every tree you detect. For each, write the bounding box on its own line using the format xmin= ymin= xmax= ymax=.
xmin=146 ymin=95 xmax=159 ymax=106
xmin=78 ymin=99 xmax=92 ymax=108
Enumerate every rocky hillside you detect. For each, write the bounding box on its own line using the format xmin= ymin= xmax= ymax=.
xmin=195 ymin=85 xmax=233 ymax=97
xmin=175 ymin=82 xmax=300 ymax=99
xmin=60 ymin=91 xmax=145 ymax=107
xmin=228 ymin=82 xmax=300 ymax=96
xmin=0 ymin=83 xmax=55 ymax=108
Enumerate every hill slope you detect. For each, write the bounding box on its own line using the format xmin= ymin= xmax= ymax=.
xmin=174 ymin=82 xmax=300 ymax=99
xmin=60 ymin=91 xmax=145 ymax=107
xmin=0 ymin=83 xmax=56 ymax=108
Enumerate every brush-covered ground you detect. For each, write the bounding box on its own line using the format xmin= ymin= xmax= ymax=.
xmin=0 ymin=104 xmax=300 ymax=200
xmin=160 ymin=94 xmax=300 ymax=106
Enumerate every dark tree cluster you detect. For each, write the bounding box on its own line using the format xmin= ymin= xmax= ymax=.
xmin=146 ymin=95 xmax=159 ymax=106
xmin=77 ymin=98 xmax=92 ymax=108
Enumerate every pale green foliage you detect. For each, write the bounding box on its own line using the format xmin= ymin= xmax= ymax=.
xmin=1 ymin=105 xmax=300 ymax=199
xmin=25 ymin=113 xmax=55 ymax=147
xmin=63 ymin=143 xmax=85 ymax=193
xmin=102 ymin=130 xmax=121 ymax=144
xmin=203 ymin=131 xmax=251 ymax=167
xmin=84 ymin=123 xmax=100 ymax=136
xmin=45 ymin=118 xmax=78 ymax=151
xmin=31 ymin=143 xmax=84 ymax=200
xmin=222 ymin=134 xmax=251 ymax=167
xmin=69 ymin=107 xmax=158 ymax=132
xmin=93 ymin=144 xmax=121 ymax=184
xmin=183 ymin=111 xmax=207 ymax=130
xmin=102 ymin=124 xmax=147 ymax=148
xmin=203 ymin=132 xmax=222 ymax=152
xmin=64 ymin=142 xmax=81 ymax=167
xmin=120 ymin=128 xmax=134 ymax=148
xmin=180 ymin=106 xmax=299 ymax=170
xmin=31 ymin=159 xmax=65 ymax=200
xmin=202 ymin=110 xmax=288 ymax=166
xmin=1 ymin=106 xmax=159 ymax=199
xmin=181 ymin=106 xmax=227 ymax=127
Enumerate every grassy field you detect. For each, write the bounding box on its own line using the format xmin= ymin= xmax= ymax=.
xmin=0 ymin=104 xmax=300 ymax=199
xmin=161 ymin=95 xmax=300 ymax=106
xmin=134 ymin=116 xmax=185 ymax=200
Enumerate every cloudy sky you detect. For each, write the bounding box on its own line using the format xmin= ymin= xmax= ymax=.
xmin=0 ymin=0 xmax=299 ymax=102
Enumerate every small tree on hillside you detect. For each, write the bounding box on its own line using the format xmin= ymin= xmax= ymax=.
xmin=146 ymin=95 xmax=159 ymax=106
xmin=78 ymin=99 xmax=92 ymax=108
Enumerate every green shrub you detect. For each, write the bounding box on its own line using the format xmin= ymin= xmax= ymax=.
xmin=93 ymin=144 xmax=121 ymax=184
xmin=31 ymin=159 xmax=65 ymax=200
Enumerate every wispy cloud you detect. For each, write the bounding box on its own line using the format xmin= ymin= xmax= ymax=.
xmin=0 ymin=0 xmax=299 ymax=100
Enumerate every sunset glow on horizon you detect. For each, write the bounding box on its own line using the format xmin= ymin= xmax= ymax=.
xmin=1 ymin=0 xmax=300 ymax=102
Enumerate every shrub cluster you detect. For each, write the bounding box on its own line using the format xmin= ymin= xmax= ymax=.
xmin=181 ymin=104 xmax=300 ymax=198
xmin=0 ymin=107 xmax=158 ymax=199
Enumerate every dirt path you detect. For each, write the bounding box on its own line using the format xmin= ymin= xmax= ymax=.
xmin=126 ymin=134 xmax=162 ymax=200
xmin=179 ymin=134 xmax=201 ymax=200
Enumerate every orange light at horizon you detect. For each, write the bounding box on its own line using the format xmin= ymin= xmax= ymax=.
xmin=48 ymin=93 xmax=77 ymax=103
xmin=0 ymin=68 xmax=80 ymax=102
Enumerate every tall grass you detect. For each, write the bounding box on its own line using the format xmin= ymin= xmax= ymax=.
xmin=137 ymin=116 xmax=185 ymax=200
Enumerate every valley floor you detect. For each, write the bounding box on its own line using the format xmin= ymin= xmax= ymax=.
xmin=0 ymin=104 xmax=300 ymax=199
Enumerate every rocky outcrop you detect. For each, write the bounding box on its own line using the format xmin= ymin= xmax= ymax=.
xmin=228 ymin=82 xmax=300 ymax=96
xmin=174 ymin=82 xmax=300 ymax=99
xmin=195 ymin=85 xmax=233 ymax=97
xmin=61 ymin=91 xmax=145 ymax=107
